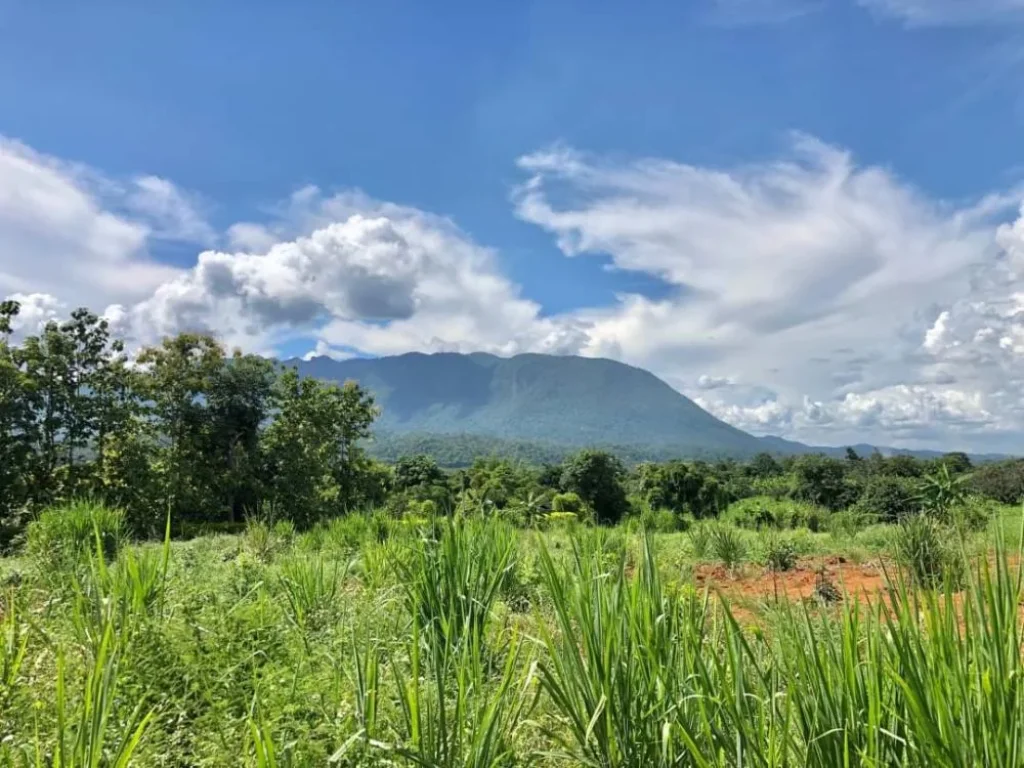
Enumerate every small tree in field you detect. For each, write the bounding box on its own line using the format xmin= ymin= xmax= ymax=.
xmin=560 ymin=450 xmax=628 ymax=525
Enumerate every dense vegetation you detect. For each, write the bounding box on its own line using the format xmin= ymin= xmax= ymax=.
xmin=4 ymin=299 xmax=1024 ymax=765
xmin=1 ymin=501 xmax=1021 ymax=765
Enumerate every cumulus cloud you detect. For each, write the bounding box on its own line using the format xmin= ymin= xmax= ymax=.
xmin=112 ymin=189 xmax=589 ymax=356
xmin=515 ymin=136 xmax=1022 ymax=447
xmin=0 ymin=137 xmax=190 ymax=311
xmin=859 ymin=0 xmax=1024 ymax=24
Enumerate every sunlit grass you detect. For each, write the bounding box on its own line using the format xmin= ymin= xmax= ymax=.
xmin=0 ymin=502 xmax=1022 ymax=765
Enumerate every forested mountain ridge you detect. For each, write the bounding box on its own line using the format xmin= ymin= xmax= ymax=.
xmin=289 ymin=352 xmax=764 ymax=458
xmin=290 ymin=352 xmax=1010 ymax=465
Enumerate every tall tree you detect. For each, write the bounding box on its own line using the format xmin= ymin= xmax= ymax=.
xmin=262 ymin=369 xmax=378 ymax=527
xmin=0 ymin=302 xmax=35 ymax=542
xmin=137 ymin=334 xmax=226 ymax=523
xmin=561 ymin=450 xmax=629 ymax=525
xmin=206 ymin=351 xmax=276 ymax=522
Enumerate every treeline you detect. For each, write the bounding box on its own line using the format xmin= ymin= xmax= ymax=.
xmin=3 ymin=300 xmax=1023 ymax=550
xmin=0 ymin=301 xmax=381 ymax=548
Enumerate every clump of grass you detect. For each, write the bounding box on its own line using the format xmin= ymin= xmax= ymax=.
xmin=829 ymin=507 xmax=869 ymax=540
xmin=385 ymin=617 xmax=537 ymax=767
xmin=710 ymin=523 xmax=747 ymax=571
xmin=535 ymin=533 xmax=711 ymax=766
xmin=244 ymin=519 xmax=276 ymax=563
xmin=893 ymin=513 xmax=965 ymax=589
xmin=688 ymin=521 xmax=713 ymax=559
xmin=278 ymin=554 xmax=342 ymax=631
xmin=760 ymin=532 xmax=798 ymax=572
xmin=0 ymin=590 xmax=27 ymax=713
xmin=398 ymin=517 xmax=515 ymax=652
xmin=27 ymin=500 xmax=123 ymax=570
xmin=322 ymin=514 xmax=369 ymax=553
xmin=271 ymin=519 xmax=295 ymax=547
xmin=52 ymin=588 xmax=155 ymax=767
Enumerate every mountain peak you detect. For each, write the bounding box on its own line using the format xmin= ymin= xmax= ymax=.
xmin=289 ymin=350 xmax=760 ymax=457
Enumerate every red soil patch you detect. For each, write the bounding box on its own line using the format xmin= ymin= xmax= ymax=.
xmin=693 ymin=556 xmax=889 ymax=606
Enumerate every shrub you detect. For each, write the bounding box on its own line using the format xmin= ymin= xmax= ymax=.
xmin=855 ymin=475 xmax=918 ymax=523
xmin=760 ymin=532 xmax=798 ymax=572
xmin=723 ymin=496 xmax=828 ymax=531
xmin=629 ymin=506 xmax=681 ymax=533
xmin=27 ymin=501 xmax=123 ymax=568
xmin=829 ymin=508 xmax=868 ymax=540
xmin=893 ymin=514 xmax=965 ymax=589
xmin=551 ymin=492 xmax=585 ymax=516
xmin=650 ymin=508 xmax=681 ymax=533
xmin=949 ymin=496 xmax=993 ymax=534
xmin=710 ymin=524 xmax=747 ymax=571
xmin=751 ymin=475 xmax=791 ymax=500
xmin=543 ymin=511 xmax=581 ymax=529
xmin=688 ymin=522 xmax=713 ymax=559
xmin=968 ymin=459 xmax=1024 ymax=504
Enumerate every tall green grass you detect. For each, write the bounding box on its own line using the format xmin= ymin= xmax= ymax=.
xmin=3 ymin=508 xmax=1024 ymax=765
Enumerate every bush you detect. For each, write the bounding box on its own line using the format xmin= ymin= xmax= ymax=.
xmin=688 ymin=522 xmax=713 ymax=559
xmin=855 ymin=475 xmax=918 ymax=523
xmin=948 ymin=496 xmax=993 ymax=534
xmin=710 ymin=524 xmax=747 ymax=571
xmin=893 ymin=514 xmax=965 ymax=589
xmin=26 ymin=501 xmax=123 ymax=567
xmin=829 ymin=508 xmax=868 ymax=540
xmin=760 ymin=532 xmax=798 ymax=572
xmin=551 ymin=492 xmax=585 ymax=517
xmin=723 ymin=496 xmax=828 ymax=531
xmin=628 ymin=506 xmax=681 ymax=533
xmin=968 ymin=459 xmax=1024 ymax=504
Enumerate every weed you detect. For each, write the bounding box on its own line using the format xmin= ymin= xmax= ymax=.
xmin=710 ymin=523 xmax=747 ymax=571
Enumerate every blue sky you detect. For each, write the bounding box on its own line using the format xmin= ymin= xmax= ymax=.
xmin=3 ymin=0 xmax=1024 ymax=450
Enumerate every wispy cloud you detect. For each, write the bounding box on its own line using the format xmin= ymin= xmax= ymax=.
xmin=859 ymin=0 xmax=1024 ymax=25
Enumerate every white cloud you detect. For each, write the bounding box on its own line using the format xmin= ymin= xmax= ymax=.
xmin=515 ymin=136 xmax=1023 ymax=448
xmin=859 ymin=0 xmax=1024 ymax=24
xmin=0 ymin=138 xmax=188 ymax=311
xmin=8 ymin=134 xmax=1024 ymax=451
xmin=5 ymin=292 xmax=63 ymax=340
xmin=126 ymin=176 xmax=216 ymax=245
xmin=697 ymin=374 xmax=736 ymax=390
xmin=111 ymin=189 xmax=586 ymax=356
xmin=695 ymin=395 xmax=794 ymax=432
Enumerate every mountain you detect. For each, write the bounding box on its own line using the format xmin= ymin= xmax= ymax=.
xmin=289 ymin=352 xmax=767 ymax=458
xmin=287 ymin=352 xmax=1004 ymax=465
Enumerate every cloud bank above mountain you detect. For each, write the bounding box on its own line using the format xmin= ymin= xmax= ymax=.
xmin=2 ymin=135 xmax=1023 ymax=451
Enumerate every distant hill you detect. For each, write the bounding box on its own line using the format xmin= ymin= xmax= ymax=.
xmin=288 ymin=352 xmax=1004 ymax=465
xmin=290 ymin=352 xmax=765 ymax=458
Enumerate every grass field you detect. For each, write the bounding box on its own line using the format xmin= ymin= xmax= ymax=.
xmin=1 ymin=504 xmax=1023 ymax=767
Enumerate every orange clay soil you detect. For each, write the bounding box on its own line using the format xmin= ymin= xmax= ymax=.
xmin=693 ymin=556 xmax=890 ymax=605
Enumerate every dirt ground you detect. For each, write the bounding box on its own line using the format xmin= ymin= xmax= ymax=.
xmin=694 ymin=556 xmax=889 ymax=605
